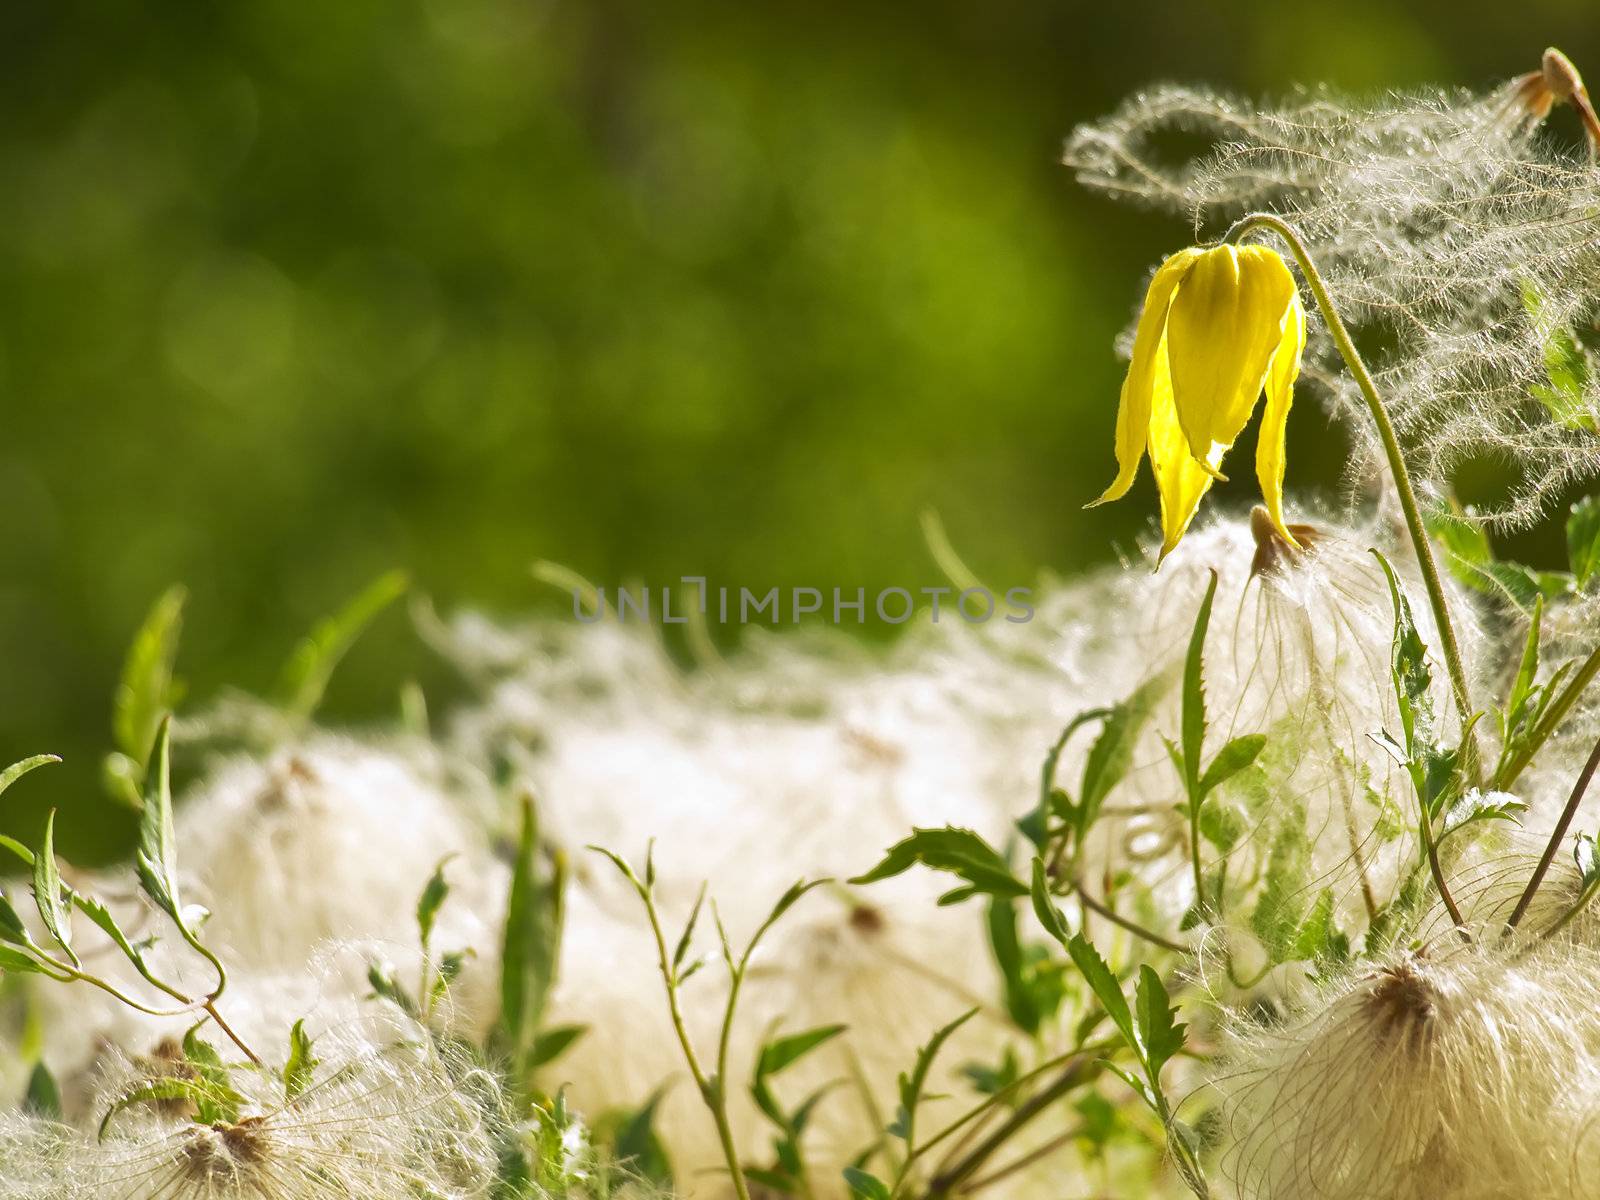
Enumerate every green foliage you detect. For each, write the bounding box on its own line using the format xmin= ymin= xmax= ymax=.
xmin=610 ymin=1090 xmax=674 ymax=1189
xmin=850 ymin=827 xmax=1024 ymax=905
xmin=105 ymin=585 xmax=186 ymax=809
xmin=133 ymin=718 xmax=190 ymax=933
xmin=22 ymin=1062 xmax=61 ymax=1119
xmin=501 ymin=796 xmax=569 ymax=1086
xmin=284 ymin=1019 xmax=318 ymax=1103
xmin=1524 ymin=281 xmax=1597 ymax=433
xmin=279 ymin=570 xmax=409 ymax=721
xmin=986 ymin=894 xmax=1067 ymax=1035
xmin=748 ymin=1024 xmax=847 ymax=1196
xmin=887 ymin=1008 xmax=977 ymax=1146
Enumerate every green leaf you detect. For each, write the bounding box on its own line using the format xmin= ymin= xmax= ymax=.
xmin=1373 ymin=552 xmax=1432 ymax=745
xmin=1570 ymin=496 xmax=1600 ymax=587
xmin=0 ymin=893 xmax=40 ymax=950
xmin=1101 ymin=1061 xmax=1157 ymax=1112
xmin=31 ymin=811 xmax=76 ymax=968
xmin=23 ymin=1062 xmax=61 ymax=1119
xmin=0 ymin=945 xmax=45 ymax=975
xmin=1288 ymin=888 xmax=1346 ymax=964
xmin=1250 ymin=806 xmax=1311 ymax=964
xmin=1524 ymin=281 xmax=1597 ymax=432
xmin=527 ymin=1023 xmax=587 ymax=1069
xmin=416 ymin=856 xmax=454 ymax=953
xmin=501 ymin=796 xmax=566 ymax=1078
xmin=843 ymin=1168 xmax=892 ymax=1200
xmin=278 ymin=570 xmax=409 ymax=719
xmin=613 ymin=1089 xmax=674 ymax=1188
xmin=1198 ymin=734 xmax=1267 ymax=798
xmin=1133 ymin=965 xmax=1185 ymax=1077
xmin=112 ymin=585 xmax=187 ymax=770
xmin=1576 ymin=833 xmax=1600 ymax=890
xmin=1029 ymin=858 xmax=1072 ymax=945
xmin=1065 ymin=932 xmax=1135 ymax=1055
xmin=0 ymin=756 xmax=61 ymax=806
xmin=1078 ymin=675 xmax=1167 ymax=841
xmin=1029 ymin=708 xmax=1111 ymax=850
xmin=1439 ymin=789 xmax=1526 ymax=841
xmin=134 ymin=718 xmax=184 ymax=927
xmin=99 ymin=1078 xmax=210 ymax=1140
xmin=1181 ymin=571 xmax=1219 ymax=794
xmin=73 ymin=893 xmax=152 ymax=979
xmin=284 ymin=1019 xmax=318 ymax=1102
xmin=1504 ymin=596 xmax=1544 ymax=735
xmin=368 ymin=961 xmax=418 ymax=1016
xmin=850 ymin=827 xmax=1024 ymax=901
xmin=988 ymin=895 xmax=1048 ymax=1035
xmin=757 ymin=1025 xmax=847 ymax=1078
xmin=181 ymin=1025 xmax=245 ymax=1126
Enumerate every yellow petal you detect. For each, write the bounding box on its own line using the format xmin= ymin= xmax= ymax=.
xmin=1088 ymin=249 xmax=1201 ymax=506
xmin=1255 ymin=291 xmax=1306 ymax=549
xmin=1145 ymin=327 xmax=1218 ymax=563
xmin=1164 ymin=245 xmax=1299 ymax=476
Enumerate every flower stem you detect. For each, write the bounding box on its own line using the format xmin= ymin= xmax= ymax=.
xmin=1506 ymin=729 xmax=1600 ymax=933
xmin=1222 ymin=213 xmax=1481 ymax=778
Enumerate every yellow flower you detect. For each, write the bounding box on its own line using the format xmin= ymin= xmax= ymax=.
xmin=1089 ymin=244 xmax=1306 ymax=562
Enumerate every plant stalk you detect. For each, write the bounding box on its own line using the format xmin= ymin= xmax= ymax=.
xmin=1223 ymin=212 xmax=1481 ymax=780
xmin=1506 ymin=729 xmax=1600 ymax=933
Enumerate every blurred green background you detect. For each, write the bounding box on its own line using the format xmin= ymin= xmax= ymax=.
xmin=0 ymin=0 xmax=1594 ymax=860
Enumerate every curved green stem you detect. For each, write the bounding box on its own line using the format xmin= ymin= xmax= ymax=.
xmin=1222 ymin=212 xmax=1481 ymax=780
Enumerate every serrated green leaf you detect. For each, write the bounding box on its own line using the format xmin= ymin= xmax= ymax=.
xmin=1134 ymin=965 xmax=1185 ymax=1078
xmin=1570 ymin=496 xmax=1600 ymax=586
xmin=1199 ymin=734 xmax=1267 ymax=797
xmin=1439 ymin=789 xmax=1526 ymax=840
xmin=284 ymin=1019 xmax=318 ymax=1102
xmin=1078 ymin=675 xmax=1167 ymax=841
xmin=30 ymin=811 xmax=76 ymax=968
xmin=278 ymin=570 xmax=409 ymax=719
xmin=1181 ymin=571 xmax=1219 ymax=793
xmin=1066 ymin=933 xmax=1135 ymax=1054
xmin=112 ymin=585 xmax=186 ymax=769
xmin=849 ymin=828 xmax=1023 ymax=900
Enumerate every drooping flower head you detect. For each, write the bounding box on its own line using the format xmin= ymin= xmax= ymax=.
xmin=1089 ymin=244 xmax=1307 ymax=562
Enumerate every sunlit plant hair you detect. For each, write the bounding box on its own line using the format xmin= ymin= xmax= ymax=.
xmin=1064 ymin=48 xmax=1600 ymax=534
